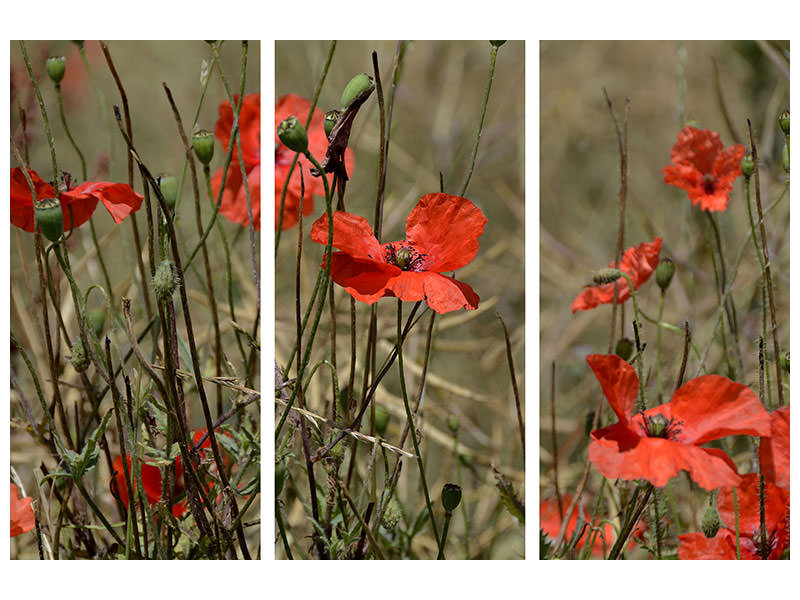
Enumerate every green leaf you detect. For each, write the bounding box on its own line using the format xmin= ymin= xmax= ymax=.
xmin=492 ymin=465 xmax=525 ymax=525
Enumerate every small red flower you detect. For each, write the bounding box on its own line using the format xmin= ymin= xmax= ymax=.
xmin=210 ymin=93 xmax=261 ymax=230
xmin=310 ymin=193 xmax=487 ymax=314
xmin=274 ymin=94 xmax=354 ymax=231
xmin=10 ymin=484 xmax=35 ymax=537
xmin=10 ymin=167 xmax=143 ymax=233
xmin=111 ymin=455 xmax=187 ymax=518
xmin=586 ymin=354 xmax=771 ymax=490
xmin=662 ymin=126 xmax=746 ymax=212
xmin=571 ymin=238 xmax=662 ymax=313
xmin=759 ymin=405 xmax=789 ymax=490
xmin=677 ymin=474 xmax=789 ymax=559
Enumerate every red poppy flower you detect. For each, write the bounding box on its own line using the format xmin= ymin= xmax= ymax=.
xmin=587 ymin=354 xmax=771 ymax=490
xmin=677 ymin=474 xmax=789 ymax=559
xmin=10 ymin=484 xmax=35 ymax=537
xmin=111 ymin=455 xmax=187 ymax=518
xmin=310 ymin=193 xmax=487 ymax=314
xmin=10 ymin=167 xmax=143 ymax=233
xmin=210 ymin=93 xmax=261 ymax=230
xmin=759 ymin=405 xmax=789 ymax=490
xmin=274 ymin=93 xmax=354 ymax=231
xmin=662 ymin=126 xmax=746 ymax=212
xmin=540 ymin=495 xmax=638 ymax=557
xmin=571 ymin=238 xmax=662 ymax=313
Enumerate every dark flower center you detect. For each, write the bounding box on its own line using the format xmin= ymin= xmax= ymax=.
xmin=702 ymin=172 xmax=715 ymax=193
xmin=385 ymin=243 xmax=426 ymax=271
xmin=638 ymin=412 xmax=683 ymax=440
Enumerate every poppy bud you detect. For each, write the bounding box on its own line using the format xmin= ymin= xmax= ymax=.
xmin=35 ymin=198 xmax=64 ymax=243
xmin=701 ymin=502 xmax=721 ymax=538
xmin=191 ymin=130 xmax=215 ymax=165
xmin=782 ymin=143 xmax=789 ymax=173
xmin=381 ymin=500 xmax=401 ymax=530
xmin=153 ymin=260 xmax=180 ymax=301
xmin=741 ymin=153 xmax=755 ymax=178
xmin=324 ymin=110 xmax=340 ymax=139
xmin=46 ymin=56 xmax=66 ymax=84
xmin=441 ymin=483 xmax=462 ymax=512
xmin=158 ymin=174 xmax=178 ymax=211
xmin=459 ymin=453 xmax=473 ymax=468
xmin=592 ymin=267 xmax=623 ymax=285
xmin=615 ymin=338 xmax=634 ymax=361
xmin=70 ymin=338 xmax=90 ymax=373
xmin=275 ymin=459 xmax=286 ymax=496
xmin=340 ymin=73 xmax=374 ymax=110
xmin=277 ymin=116 xmax=309 ymax=155
xmin=655 ymin=257 xmax=675 ymax=292
xmin=374 ymin=404 xmax=390 ymax=436
xmin=778 ymin=110 xmax=789 ymax=136
xmin=447 ymin=415 xmax=460 ymax=433
xmin=779 ymin=351 xmax=789 ymax=373
xmin=87 ymin=308 xmax=106 ymax=339
xmin=490 ymin=40 xmax=506 ymax=47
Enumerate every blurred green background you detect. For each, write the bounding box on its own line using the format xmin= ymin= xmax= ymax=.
xmin=540 ymin=40 xmax=789 ymax=537
xmin=276 ymin=40 xmax=525 ymax=558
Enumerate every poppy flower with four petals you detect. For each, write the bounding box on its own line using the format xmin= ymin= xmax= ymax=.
xmin=11 ymin=167 xmax=143 ymax=233
xmin=571 ymin=237 xmax=662 ymax=313
xmin=662 ymin=126 xmax=746 ymax=212
xmin=275 ymin=94 xmax=354 ymax=230
xmin=210 ymin=93 xmax=261 ymax=230
xmin=310 ymin=193 xmax=487 ymax=314
xmin=586 ymin=353 xmax=771 ymax=490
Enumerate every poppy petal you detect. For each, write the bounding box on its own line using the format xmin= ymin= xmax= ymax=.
xmin=586 ymin=354 xmax=639 ymax=428
xmin=62 ymin=181 xmax=143 ymax=224
xmin=10 ymin=167 xmax=56 ymax=232
xmin=677 ymin=530 xmax=739 ymax=560
xmin=10 ymin=483 xmax=35 ymax=537
xmin=759 ymin=406 xmax=789 ymax=489
xmin=310 ymin=211 xmax=384 ymax=261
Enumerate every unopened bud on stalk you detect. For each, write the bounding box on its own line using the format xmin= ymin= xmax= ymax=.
xmin=615 ymin=338 xmax=634 ymax=361
xmin=46 ymin=56 xmax=66 ymax=84
xmin=741 ymin=153 xmax=755 ymax=178
xmin=191 ymin=130 xmax=215 ymax=165
xmin=490 ymin=40 xmax=506 ymax=47
xmin=87 ymin=309 xmax=106 ymax=339
xmin=324 ymin=110 xmax=340 ymax=138
xmin=382 ymin=500 xmax=401 ymax=530
xmin=158 ymin=174 xmax=178 ymax=211
xmin=655 ymin=257 xmax=675 ymax=292
xmin=70 ymin=338 xmax=90 ymax=372
xmin=153 ymin=260 xmax=180 ymax=301
xmin=447 ymin=415 xmax=460 ymax=434
xmin=374 ymin=404 xmax=390 ymax=436
xmin=701 ymin=502 xmax=721 ymax=538
xmin=340 ymin=73 xmax=374 ymax=110
xmin=778 ymin=110 xmax=789 ymax=136
xmin=441 ymin=483 xmax=462 ymax=512
xmin=592 ymin=267 xmax=623 ymax=285
xmin=35 ymin=198 xmax=64 ymax=243
xmin=277 ymin=116 xmax=309 ymax=155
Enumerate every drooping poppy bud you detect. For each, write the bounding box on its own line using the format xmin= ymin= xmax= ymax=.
xmin=153 ymin=260 xmax=180 ymax=301
xmin=277 ymin=116 xmax=309 ymax=155
xmin=35 ymin=198 xmax=64 ymax=243
xmin=615 ymin=338 xmax=634 ymax=361
xmin=324 ymin=109 xmax=341 ymax=139
xmin=87 ymin=308 xmax=106 ymax=339
xmin=191 ymin=130 xmax=215 ymax=165
xmin=701 ymin=501 xmax=721 ymax=538
xmin=71 ymin=338 xmax=90 ymax=372
xmin=374 ymin=404 xmax=390 ymax=437
xmin=158 ymin=174 xmax=178 ymax=211
xmin=655 ymin=257 xmax=675 ymax=292
xmin=46 ymin=56 xmax=66 ymax=84
xmin=441 ymin=483 xmax=462 ymax=512
xmin=778 ymin=110 xmax=789 ymax=136
xmin=340 ymin=73 xmax=374 ymax=110
xmin=592 ymin=267 xmax=623 ymax=286
xmin=447 ymin=415 xmax=460 ymax=434
xmin=741 ymin=153 xmax=755 ymax=178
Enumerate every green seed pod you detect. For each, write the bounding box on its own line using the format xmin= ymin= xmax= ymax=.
xmin=655 ymin=257 xmax=675 ymax=292
xmin=592 ymin=267 xmax=623 ymax=286
xmin=782 ymin=142 xmax=789 ymax=173
xmin=153 ymin=260 xmax=180 ymax=301
xmin=324 ymin=109 xmax=341 ymax=139
xmin=701 ymin=502 xmax=721 ymax=538
xmin=490 ymin=40 xmax=507 ymax=48
xmin=647 ymin=414 xmax=669 ymax=438
xmin=374 ymin=404 xmax=390 ymax=437
xmin=441 ymin=483 xmax=462 ymax=512
xmin=158 ymin=174 xmax=178 ymax=211
xmin=741 ymin=153 xmax=755 ymax=178
xmin=395 ymin=247 xmax=413 ymax=269
xmin=87 ymin=308 xmax=106 ymax=339
xmin=46 ymin=56 xmax=66 ymax=84
xmin=35 ymin=198 xmax=64 ymax=243
xmin=275 ymin=459 xmax=286 ymax=496
xmin=340 ymin=73 xmax=374 ymax=110
xmin=778 ymin=110 xmax=789 ymax=136
xmin=277 ymin=116 xmax=309 ymax=155
xmin=191 ymin=130 xmax=215 ymax=165
xmin=615 ymin=338 xmax=634 ymax=362
xmin=447 ymin=415 xmax=460 ymax=434
xmin=70 ymin=338 xmax=90 ymax=373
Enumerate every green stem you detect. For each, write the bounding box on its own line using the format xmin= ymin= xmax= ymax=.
xmin=437 ymin=511 xmax=453 ymax=560
xmin=656 ymin=291 xmax=665 ymax=403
